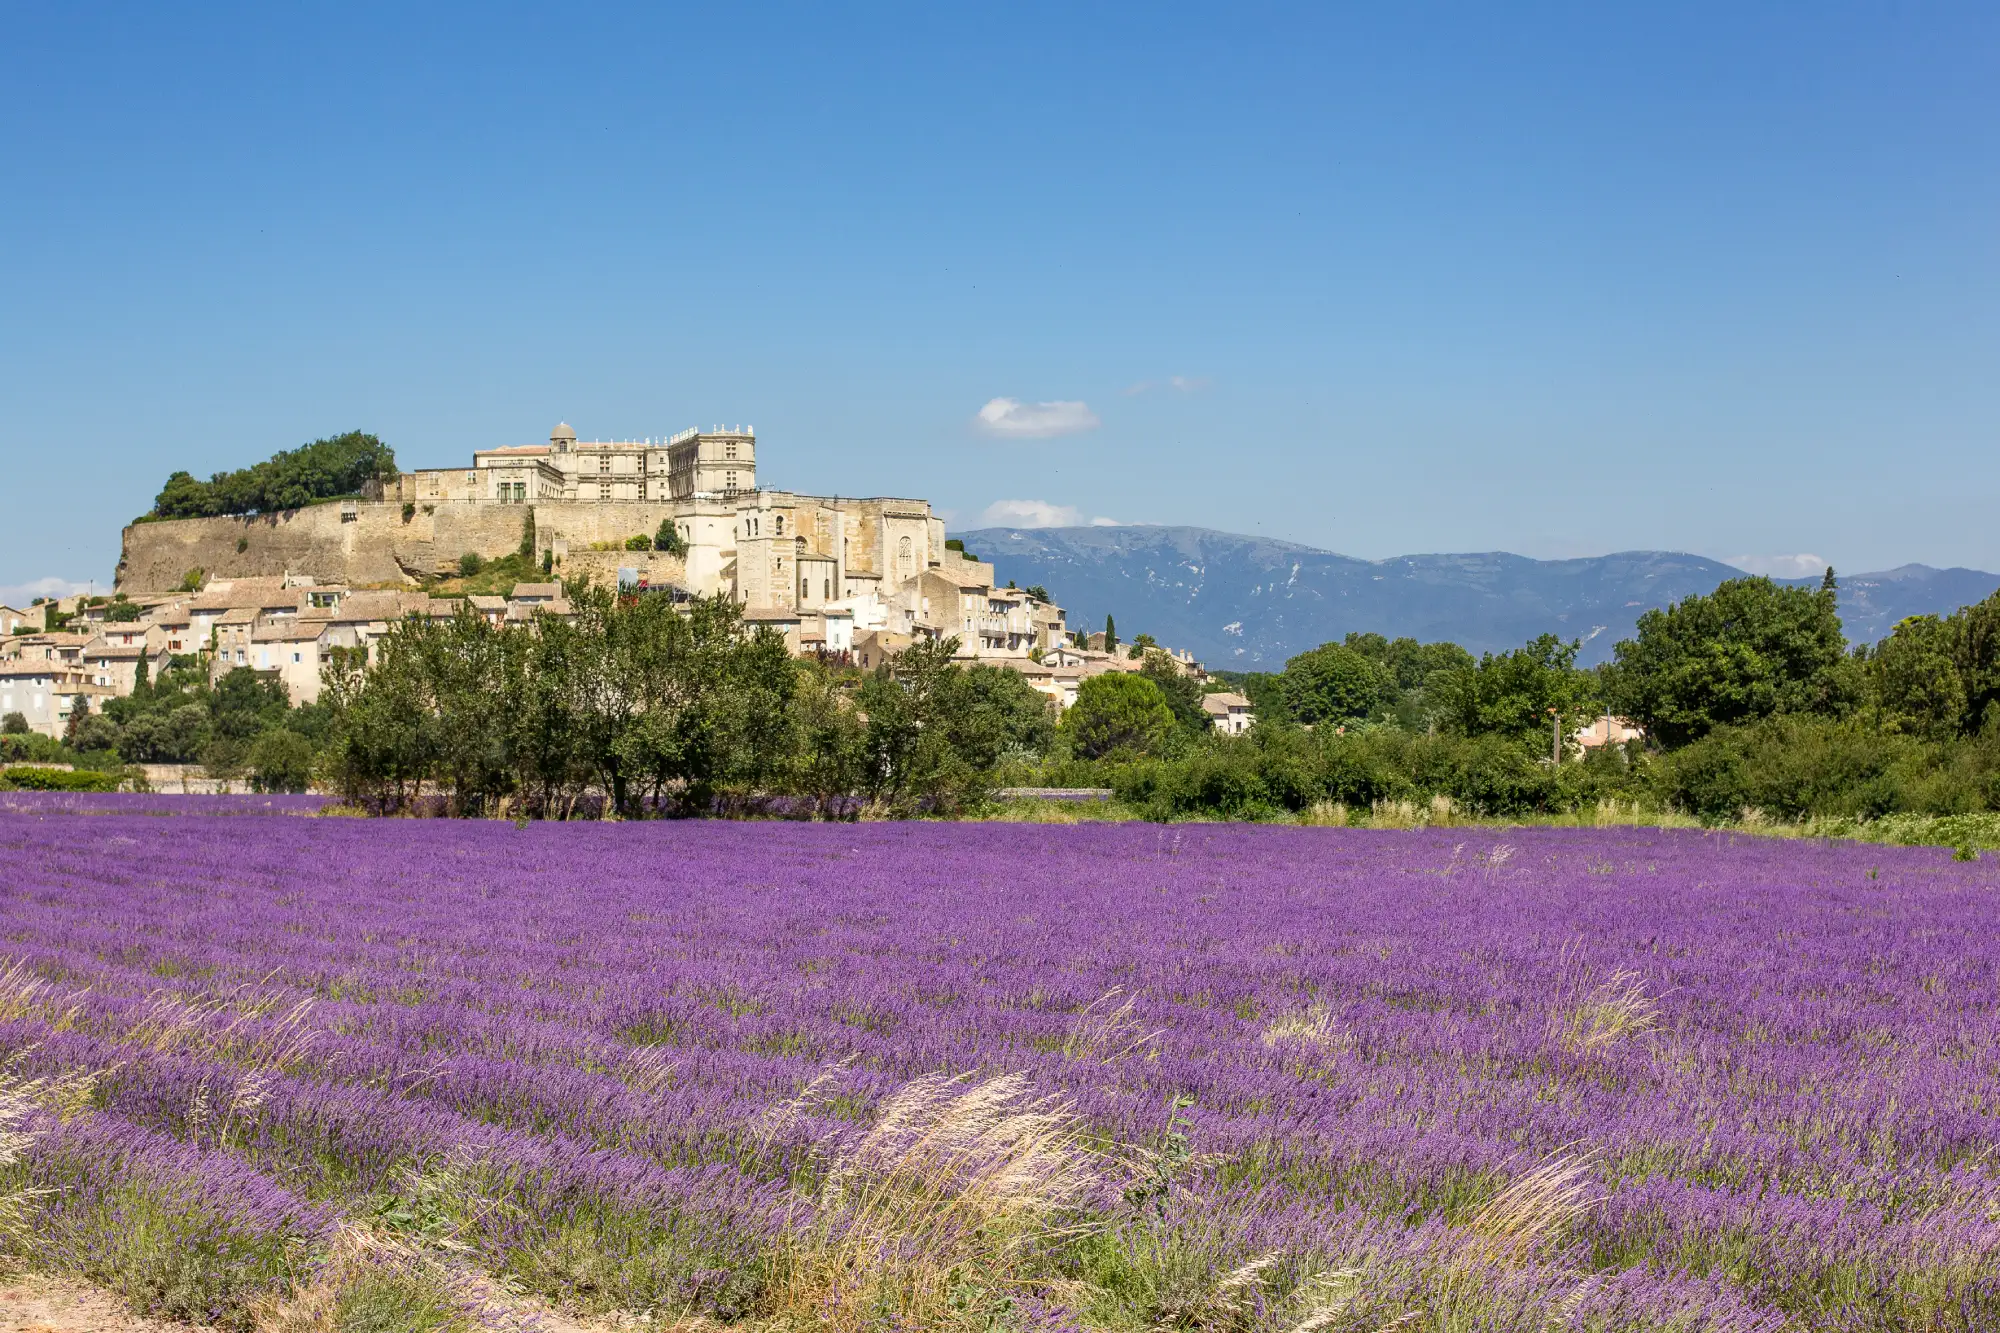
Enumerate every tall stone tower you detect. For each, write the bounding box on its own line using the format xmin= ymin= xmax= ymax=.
xmin=662 ymin=426 xmax=756 ymax=500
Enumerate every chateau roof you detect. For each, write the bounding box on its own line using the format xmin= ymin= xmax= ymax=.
xmin=317 ymin=591 xmax=414 ymax=622
xmin=551 ymin=422 xmax=576 ymax=441
xmin=480 ymin=445 xmax=552 ymax=457
xmin=252 ymin=622 xmax=323 ymax=643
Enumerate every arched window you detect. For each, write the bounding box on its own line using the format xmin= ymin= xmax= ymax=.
xmin=898 ymin=536 xmax=913 ymax=574
xmin=775 ymin=515 xmax=784 ymax=535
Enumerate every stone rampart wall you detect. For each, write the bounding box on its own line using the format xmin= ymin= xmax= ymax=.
xmin=115 ymin=502 xmax=683 ymax=595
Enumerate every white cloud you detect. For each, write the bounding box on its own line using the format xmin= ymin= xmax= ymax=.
xmin=974 ymin=397 xmax=1100 ymax=439
xmin=1727 ymin=553 xmax=1830 ymax=578
xmin=0 ymin=576 xmax=95 ymax=606
xmin=976 ymin=499 xmax=1120 ymax=529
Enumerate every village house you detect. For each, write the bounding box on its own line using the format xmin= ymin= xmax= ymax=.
xmin=1572 ymin=715 xmax=1644 ymax=752
xmin=1201 ymin=691 xmax=1256 ymax=736
xmin=0 ymin=662 xmax=113 ymax=739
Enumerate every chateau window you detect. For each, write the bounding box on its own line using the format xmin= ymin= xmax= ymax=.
xmin=725 ymin=442 xmax=737 ymax=459
xmin=775 ymin=516 xmax=784 ymax=535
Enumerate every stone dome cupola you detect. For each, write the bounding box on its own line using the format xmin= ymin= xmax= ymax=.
xmin=550 ymin=422 xmax=576 ymax=453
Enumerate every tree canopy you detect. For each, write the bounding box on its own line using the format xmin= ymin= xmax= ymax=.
xmin=1281 ymin=642 xmax=1396 ymax=728
xmin=1865 ymin=589 xmax=2000 ymax=740
xmin=149 ymin=431 xmax=398 ymax=519
xmin=1606 ymin=574 xmax=1851 ymax=747
xmin=1060 ymin=672 xmax=1175 ymax=759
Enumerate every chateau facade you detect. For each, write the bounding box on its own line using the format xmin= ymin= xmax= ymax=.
xmin=393 ymin=422 xmax=760 ymax=506
xmin=387 ymin=421 xmax=951 ymax=614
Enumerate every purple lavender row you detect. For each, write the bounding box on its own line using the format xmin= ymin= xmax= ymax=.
xmin=4 ymin=813 xmax=1999 ymax=1325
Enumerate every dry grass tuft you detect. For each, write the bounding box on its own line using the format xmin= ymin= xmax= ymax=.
xmin=1151 ymin=1251 xmax=1282 ymax=1331
xmin=1467 ymin=1153 xmax=1601 ymax=1262
xmin=0 ymin=957 xmax=86 ymax=1029
xmin=253 ymin=1225 xmax=481 ymax=1333
xmin=0 ymin=1052 xmax=110 ymax=1245
xmin=1368 ymin=796 xmax=1458 ymax=829
xmin=621 ymin=1044 xmax=680 ymax=1097
xmin=125 ymin=987 xmax=319 ymax=1073
xmin=1300 ymin=801 xmax=1350 ymax=828
xmin=1261 ymin=1002 xmax=1347 ymax=1053
xmin=1552 ymin=968 xmax=1661 ymax=1058
xmin=1063 ymin=987 xmax=1160 ymax=1064
xmin=767 ymin=1071 xmax=1101 ymax=1331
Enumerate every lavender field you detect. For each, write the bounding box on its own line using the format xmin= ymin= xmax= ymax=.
xmin=1 ymin=813 xmax=1996 ymax=1332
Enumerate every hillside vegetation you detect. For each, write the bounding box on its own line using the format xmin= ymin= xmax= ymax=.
xmin=145 ymin=431 xmax=397 ymax=520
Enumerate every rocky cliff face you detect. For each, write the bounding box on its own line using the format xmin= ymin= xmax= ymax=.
xmin=115 ymin=501 xmax=676 ymax=594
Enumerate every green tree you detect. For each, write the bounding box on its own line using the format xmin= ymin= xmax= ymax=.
xmin=458 ymin=552 xmax=484 ymax=577
xmin=211 ymin=668 xmax=290 ymax=743
xmin=655 ymin=519 xmax=687 ymax=557
xmin=1062 ymin=673 xmax=1175 ymax=759
xmin=1869 ymin=615 xmax=1966 ymax=740
xmin=62 ymin=694 xmax=91 ymax=747
xmin=518 ymin=509 xmax=537 ymax=560
xmin=73 ymin=713 xmax=121 ymax=753
xmin=1950 ymin=589 xmax=2000 ymax=736
xmin=200 ymin=737 xmax=247 ymax=785
xmin=1433 ymin=634 xmax=1600 ymax=752
xmin=248 ymin=729 xmax=317 ymax=793
xmin=0 ymin=713 xmax=26 ymax=735
xmin=1140 ymin=650 xmax=1206 ymax=735
xmin=1282 ymin=643 xmax=1395 ymax=728
xmin=1606 ymin=574 xmax=1851 ymax=747
xmin=1024 ymin=584 xmax=1051 ymax=604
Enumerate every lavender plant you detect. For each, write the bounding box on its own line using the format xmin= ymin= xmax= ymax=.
xmin=0 ymin=812 xmax=1995 ymax=1330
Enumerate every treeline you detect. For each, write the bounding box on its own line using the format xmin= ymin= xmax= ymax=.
xmin=31 ymin=564 xmax=1996 ymax=826
xmin=147 ymin=431 xmax=398 ymax=519
xmin=1081 ymin=572 xmax=2000 ymax=822
xmin=321 ymin=588 xmax=1056 ymax=817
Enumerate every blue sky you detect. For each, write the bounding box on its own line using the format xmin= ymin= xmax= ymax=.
xmin=4 ymin=2 xmax=1996 ymax=600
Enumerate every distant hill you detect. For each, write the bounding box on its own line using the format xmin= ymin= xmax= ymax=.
xmin=955 ymin=525 xmax=2000 ymax=668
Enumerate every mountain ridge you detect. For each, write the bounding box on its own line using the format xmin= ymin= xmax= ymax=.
xmin=954 ymin=524 xmax=2000 ymax=668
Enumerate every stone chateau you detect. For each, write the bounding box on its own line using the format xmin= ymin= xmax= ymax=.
xmin=23 ymin=422 xmax=1144 ymax=728
xmin=0 ymin=423 xmax=1236 ymax=740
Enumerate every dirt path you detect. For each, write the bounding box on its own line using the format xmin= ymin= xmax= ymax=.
xmin=0 ymin=1273 xmax=655 ymax=1333
xmin=0 ymin=1275 xmax=214 ymax=1333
